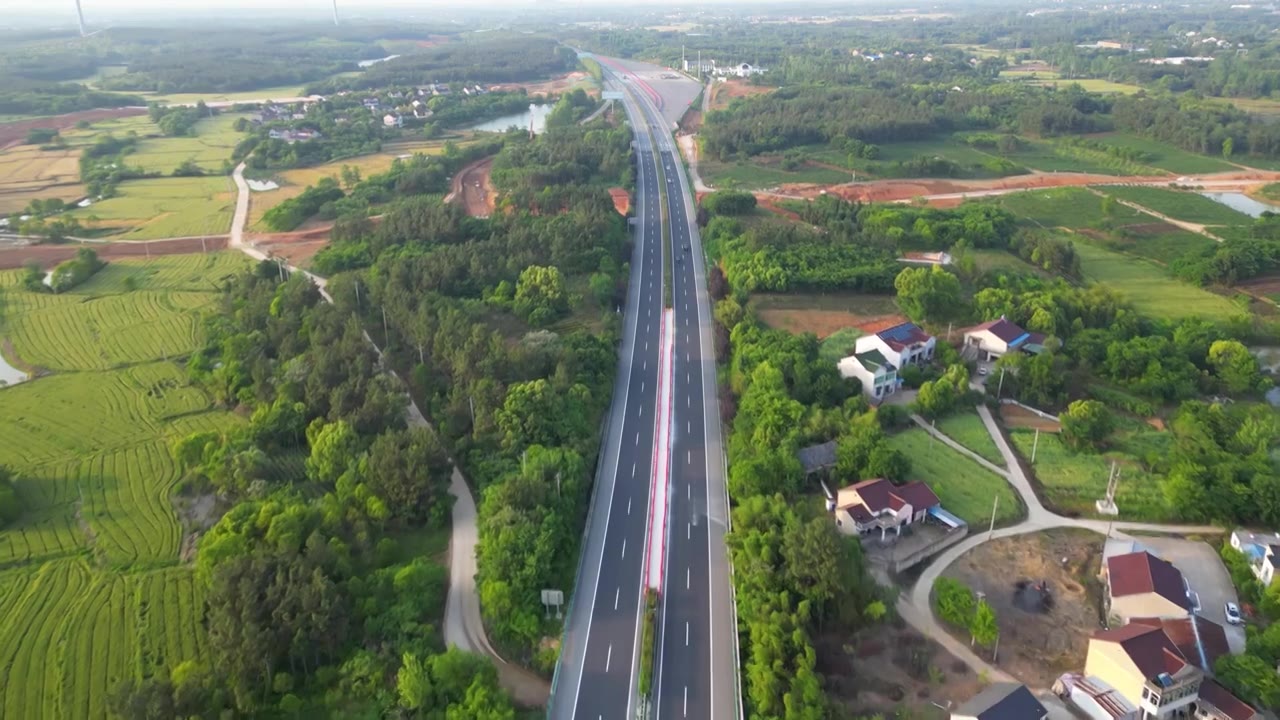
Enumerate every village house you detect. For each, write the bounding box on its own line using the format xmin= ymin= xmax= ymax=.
xmin=383 ymin=113 xmax=404 ymax=128
xmin=1083 ymin=619 xmax=1258 ymax=720
xmin=1228 ymin=528 xmax=1280 ymax=586
xmin=963 ymin=316 xmax=1047 ymax=361
xmin=830 ymin=478 xmax=960 ymax=540
xmin=951 ymin=682 xmax=1048 ymax=720
xmin=1103 ymin=551 xmax=1194 ymax=624
xmin=836 ymin=321 xmax=934 ymax=400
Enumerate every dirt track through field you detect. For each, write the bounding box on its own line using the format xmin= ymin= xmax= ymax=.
xmin=0 ymin=236 xmax=229 ymax=270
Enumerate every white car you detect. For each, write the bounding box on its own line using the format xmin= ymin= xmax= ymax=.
xmin=978 ymin=367 xmax=989 ymax=376
xmin=1225 ymin=601 xmax=1243 ymax=625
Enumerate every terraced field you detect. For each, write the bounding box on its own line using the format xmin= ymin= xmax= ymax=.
xmin=0 ymin=252 xmax=245 ymax=718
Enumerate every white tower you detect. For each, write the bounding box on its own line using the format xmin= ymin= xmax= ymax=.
xmin=74 ymin=0 xmax=87 ymax=37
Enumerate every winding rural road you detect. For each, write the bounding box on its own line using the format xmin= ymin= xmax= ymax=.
xmin=231 ymin=162 xmax=549 ymax=706
xmin=897 ymin=404 xmax=1223 ymax=687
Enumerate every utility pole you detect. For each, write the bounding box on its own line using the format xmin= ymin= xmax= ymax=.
xmin=469 ymin=395 xmax=475 ymax=425
xmin=381 ymin=305 xmax=389 ymax=343
xmin=1031 ymin=428 xmax=1040 ymax=463
xmin=996 ymin=366 xmax=1007 ymax=399
xmin=988 ymin=495 xmax=999 ymax=540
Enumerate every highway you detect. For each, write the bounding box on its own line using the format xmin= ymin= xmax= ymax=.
xmin=625 ymin=70 xmax=738 ymax=720
xmin=548 ymin=74 xmax=666 ymax=720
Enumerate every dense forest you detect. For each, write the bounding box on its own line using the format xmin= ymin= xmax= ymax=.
xmin=311 ymin=36 xmax=577 ymax=92
xmin=303 ymin=119 xmax=633 ymax=667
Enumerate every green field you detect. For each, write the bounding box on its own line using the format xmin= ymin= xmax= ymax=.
xmin=0 ymin=253 xmax=247 ymax=718
xmin=142 ymin=84 xmax=311 ymax=106
xmin=701 ymin=159 xmax=851 ymax=189
xmin=1074 ymin=242 xmax=1244 ymax=322
xmin=1092 ymin=133 xmax=1238 ymax=175
xmin=1097 ymin=185 xmax=1255 ymax=226
xmin=997 ymin=186 xmax=1146 ymax=228
xmin=1008 ymin=429 xmax=1168 ymax=520
xmin=127 ymin=113 xmax=249 ymax=174
xmin=1003 ymin=139 xmax=1152 ymax=175
xmin=887 ymin=428 xmax=1021 ymax=526
xmin=69 ymin=176 xmax=236 ymax=240
xmin=936 ymin=411 xmax=1005 ymax=466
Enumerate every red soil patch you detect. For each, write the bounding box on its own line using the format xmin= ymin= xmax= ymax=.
xmin=1124 ymin=222 xmax=1179 ymax=235
xmin=1237 ymin=274 xmax=1280 ymax=296
xmin=999 ymin=404 xmax=1061 ymax=432
xmin=0 ymin=236 xmax=228 ymax=270
xmin=755 ymin=195 xmax=802 ymax=222
xmin=608 ymin=187 xmax=630 ymax=216
xmin=678 ymin=107 xmax=702 ymax=134
xmin=0 ymin=108 xmax=147 ymax=150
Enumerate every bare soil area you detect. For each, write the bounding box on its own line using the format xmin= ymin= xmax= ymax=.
xmin=1237 ymin=274 xmax=1280 ymax=298
xmin=0 ymin=108 xmax=147 ymax=150
xmin=942 ymin=529 xmax=1105 ymax=689
xmin=450 ymin=156 xmax=496 ymax=218
xmin=0 ymin=236 xmax=229 ymax=270
xmin=490 ymin=71 xmax=599 ymax=99
xmin=708 ymin=79 xmax=775 ymax=112
xmin=757 ymin=308 xmax=908 ymax=338
xmin=818 ymin=618 xmax=984 ymax=720
xmin=999 ymin=404 xmax=1062 ymax=432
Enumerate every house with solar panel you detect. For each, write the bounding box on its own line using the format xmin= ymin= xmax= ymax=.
xmin=963 ymin=316 xmax=1047 ymax=361
xmin=836 ymin=321 xmax=935 ymax=400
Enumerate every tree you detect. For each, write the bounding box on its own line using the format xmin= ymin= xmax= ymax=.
xmin=1215 ymin=653 xmax=1280 ymax=709
xmin=970 ymin=599 xmax=999 ymax=648
xmin=304 ymin=420 xmax=361 ymax=486
xmin=1060 ymin=399 xmax=1114 ymax=451
xmin=894 ymin=266 xmax=961 ymax=323
xmin=1223 ymin=137 xmax=1235 ymax=159
xmin=513 ymin=265 xmax=569 ymax=326
xmin=934 ymin=577 xmax=975 ymax=628
xmin=340 ymin=164 xmax=362 ymax=189
xmin=703 ymin=190 xmax=758 ymax=216
xmin=397 ymin=652 xmax=432 ymax=710
xmin=0 ymin=465 xmax=21 ymax=527
xmin=1208 ymin=339 xmax=1263 ymax=395
xmin=362 ymin=428 xmax=452 ymax=524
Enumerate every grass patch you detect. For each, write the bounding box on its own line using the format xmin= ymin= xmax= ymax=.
xmin=936 ymin=411 xmax=1004 ymax=466
xmin=1008 ymin=429 xmax=1168 ymax=520
xmin=701 ymin=159 xmax=850 ymax=189
xmin=887 ymin=428 xmax=1021 ymax=527
xmin=1097 ymin=185 xmax=1255 ymax=226
xmin=69 ymin=176 xmax=236 ymax=240
xmin=127 ymin=113 xmax=250 ymax=174
xmin=0 ymin=253 xmax=247 ymax=718
xmin=997 ymin=186 xmax=1144 ymax=228
xmin=1091 ymin=133 xmax=1237 ymax=175
xmin=1074 ymin=242 xmax=1243 ymax=322
xmin=1003 ymin=139 xmax=1145 ymax=175
xmin=818 ymin=327 xmax=863 ymax=364
xmin=970 ymin=249 xmax=1048 ymax=277
xmin=142 ymin=83 xmax=310 ymax=106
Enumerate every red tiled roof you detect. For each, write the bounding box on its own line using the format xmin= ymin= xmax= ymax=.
xmin=1198 ymin=679 xmax=1259 ymax=720
xmin=843 ymin=504 xmax=874 ymax=523
xmin=1091 ymin=624 xmax=1188 ymax=678
xmin=969 ymin=317 xmax=1027 ymax=344
xmin=1129 ymin=616 xmax=1229 ymax=670
xmin=1106 ymin=551 xmax=1190 ymax=610
xmin=839 ymin=478 xmax=940 ymax=514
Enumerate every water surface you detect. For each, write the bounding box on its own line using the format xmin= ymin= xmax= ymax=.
xmin=467 ymin=104 xmax=554 ymax=134
xmin=1199 ymin=192 xmax=1280 ymax=218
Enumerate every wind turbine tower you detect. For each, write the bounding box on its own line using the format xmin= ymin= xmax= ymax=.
xmin=74 ymin=0 xmax=87 ymax=37
xmin=331 ymin=0 xmax=339 ymax=25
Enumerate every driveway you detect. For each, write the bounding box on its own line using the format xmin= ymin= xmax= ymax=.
xmin=1138 ymin=536 xmax=1246 ymax=653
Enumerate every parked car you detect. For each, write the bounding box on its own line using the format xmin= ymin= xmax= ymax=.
xmin=978 ymin=367 xmax=989 ymax=376
xmin=1225 ymin=601 xmax=1243 ymax=625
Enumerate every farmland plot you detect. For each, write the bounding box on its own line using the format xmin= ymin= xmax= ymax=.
xmin=0 ymin=253 xmax=245 ymax=719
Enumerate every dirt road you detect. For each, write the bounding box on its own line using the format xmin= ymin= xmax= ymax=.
xmin=449 ymin=156 xmax=496 ymax=218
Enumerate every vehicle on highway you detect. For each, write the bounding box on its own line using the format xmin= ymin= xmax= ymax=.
xmin=1225 ymin=601 xmax=1243 ymax=625
xmin=683 ymin=243 xmax=690 ymax=252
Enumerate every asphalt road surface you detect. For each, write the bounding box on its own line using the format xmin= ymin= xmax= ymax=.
xmin=627 ymin=79 xmax=737 ymax=720
xmin=549 ymin=76 xmax=665 ymax=720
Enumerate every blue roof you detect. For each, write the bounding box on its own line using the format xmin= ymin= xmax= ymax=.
xmin=1243 ymin=543 xmax=1266 ymax=559
xmin=1007 ymin=332 xmax=1032 ymax=349
xmin=928 ymin=506 xmax=966 ymax=528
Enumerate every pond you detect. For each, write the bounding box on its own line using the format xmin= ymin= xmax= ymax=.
xmin=467 ymin=104 xmax=554 ymax=134
xmin=1198 ymin=191 xmax=1280 ymax=218
xmin=0 ymin=345 xmax=27 ymax=387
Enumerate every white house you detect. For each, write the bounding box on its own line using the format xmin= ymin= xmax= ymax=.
xmin=837 ymin=348 xmax=898 ymax=400
xmin=1230 ymin=528 xmax=1280 ymax=586
xmin=963 ymin=316 xmax=1046 ymax=361
xmin=858 ymin=321 xmax=935 ymax=368
xmin=383 ymin=113 xmax=404 ymax=128
xmin=831 ymin=478 xmax=947 ymax=540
